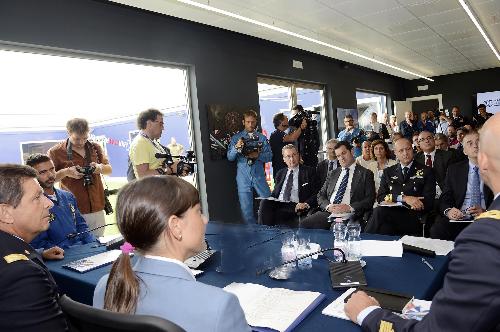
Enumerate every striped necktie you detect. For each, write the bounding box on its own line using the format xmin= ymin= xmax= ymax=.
xmin=333 ymin=168 xmax=350 ymax=204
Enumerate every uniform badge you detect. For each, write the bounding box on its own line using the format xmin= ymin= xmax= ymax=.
xmin=379 ymin=320 xmax=395 ymax=332
xmin=384 ymin=194 xmax=393 ymax=202
xmin=69 ymin=204 xmax=76 ymax=223
xmin=4 ymin=253 xmax=29 ymax=264
xmin=391 ymin=176 xmax=398 ymax=180
xmin=49 ymin=213 xmax=55 ymax=223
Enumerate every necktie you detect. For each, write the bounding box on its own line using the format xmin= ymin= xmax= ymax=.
xmin=402 ymin=166 xmax=409 ymax=181
xmin=328 ymin=161 xmax=334 ymax=172
xmin=333 ymin=168 xmax=350 ymax=204
xmin=426 ymin=154 xmax=432 ymax=167
xmin=470 ymin=166 xmax=481 ymax=208
xmin=283 ymin=170 xmax=294 ymax=201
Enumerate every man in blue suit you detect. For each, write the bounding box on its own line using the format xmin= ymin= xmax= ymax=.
xmin=345 ymin=114 xmax=500 ymax=332
xmin=26 ymin=154 xmax=95 ymax=249
xmin=228 ymin=110 xmax=272 ymax=223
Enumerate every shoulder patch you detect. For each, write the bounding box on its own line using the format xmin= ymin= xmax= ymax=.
xmin=379 ymin=320 xmax=395 ymax=332
xmin=4 ymin=253 xmax=29 ymax=264
xmin=475 ymin=210 xmax=500 ymax=220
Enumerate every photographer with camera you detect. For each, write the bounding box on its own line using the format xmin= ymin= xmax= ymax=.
xmin=289 ymin=104 xmax=321 ymax=168
xmin=269 ymin=112 xmax=307 ymax=179
xmin=129 ymin=109 xmax=185 ymax=179
xmin=48 ymin=118 xmax=112 ymax=237
xmin=228 ymin=110 xmax=272 ymax=224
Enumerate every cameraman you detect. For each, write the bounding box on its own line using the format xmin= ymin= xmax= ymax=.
xmin=48 ymin=118 xmax=112 ymax=237
xmin=129 ymin=108 xmax=180 ymax=179
xmin=290 ymin=104 xmax=321 ymax=168
xmin=228 ymin=110 xmax=272 ymax=224
xmin=270 ymin=112 xmax=306 ymax=179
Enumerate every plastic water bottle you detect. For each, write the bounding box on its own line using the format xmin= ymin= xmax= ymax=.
xmin=333 ymin=219 xmax=347 ymax=262
xmin=281 ymin=238 xmax=296 ymax=269
xmin=347 ymin=220 xmax=362 ymax=261
xmin=296 ymin=239 xmax=312 ymax=270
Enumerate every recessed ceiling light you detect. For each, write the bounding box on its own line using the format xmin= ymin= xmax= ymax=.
xmin=459 ymin=0 xmax=500 ymax=61
xmin=177 ymin=0 xmax=434 ymax=81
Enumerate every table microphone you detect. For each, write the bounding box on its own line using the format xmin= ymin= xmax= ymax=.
xmin=65 ymin=223 xmax=117 ymax=240
xmin=256 ymin=247 xmax=347 ymax=276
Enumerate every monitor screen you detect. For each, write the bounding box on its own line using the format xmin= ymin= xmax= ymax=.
xmin=477 ymin=91 xmax=500 ymax=114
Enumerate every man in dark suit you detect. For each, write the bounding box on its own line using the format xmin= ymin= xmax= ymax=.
xmin=345 ymin=113 xmax=500 ymax=332
xmin=415 ymin=130 xmax=454 ymax=192
xmin=0 ymin=164 xmax=67 ymax=331
xmin=431 ymin=130 xmax=493 ymax=240
xmin=258 ymin=144 xmax=319 ymax=228
xmin=316 ymin=138 xmax=339 ymax=187
xmin=300 ymin=141 xmax=375 ymax=230
xmin=365 ymin=138 xmax=435 ymax=236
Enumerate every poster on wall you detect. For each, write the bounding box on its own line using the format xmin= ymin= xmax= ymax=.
xmin=477 ymin=91 xmax=500 ymax=114
xmin=336 ymin=108 xmax=358 ymax=131
xmin=207 ymin=104 xmax=259 ymax=160
xmin=20 ymin=140 xmax=60 ymax=164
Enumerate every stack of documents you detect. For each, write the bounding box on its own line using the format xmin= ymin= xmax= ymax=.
xmin=360 ymin=240 xmax=403 ymax=257
xmin=224 ymin=283 xmax=325 ymax=332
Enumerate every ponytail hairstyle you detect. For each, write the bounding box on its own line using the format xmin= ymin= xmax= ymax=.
xmin=103 ymin=176 xmax=200 ymax=313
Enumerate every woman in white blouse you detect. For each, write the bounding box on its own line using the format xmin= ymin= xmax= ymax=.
xmin=366 ymin=139 xmax=397 ymax=193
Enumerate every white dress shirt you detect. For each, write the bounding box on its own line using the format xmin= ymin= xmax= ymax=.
xmin=278 ymin=166 xmax=300 ymax=203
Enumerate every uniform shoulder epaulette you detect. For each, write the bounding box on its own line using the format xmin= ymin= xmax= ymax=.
xmin=475 ymin=210 xmax=500 ymax=220
xmin=3 ymin=253 xmax=29 ymax=264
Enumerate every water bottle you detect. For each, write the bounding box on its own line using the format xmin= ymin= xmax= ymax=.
xmin=333 ymin=219 xmax=347 ymax=262
xmin=281 ymin=238 xmax=296 ymax=269
xmin=296 ymin=239 xmax=312 ymax=270
xmin=347 ymin=220 xmax=362 ymax=261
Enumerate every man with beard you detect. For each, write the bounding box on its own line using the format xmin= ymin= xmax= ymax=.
xmin=26 ymin=154 xmax=95 ymax=249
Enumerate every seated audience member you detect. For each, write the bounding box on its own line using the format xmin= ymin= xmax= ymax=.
xmin=434 ymin=133 xmax=449 ymax=151
xmin=451 ymin=127 xmax=468 ymax=162
xmin=412 ymin=132 xmax=421 ymax=154
xmin=415 ymin=131 xmax=453 ymax=192
xmin=431 ymin=130 xmax=493 ymax=240
xmin=356 ymin=140 xmax=373 ymax=168
xmin=269 ymin=112 xmax=307 ymax=180
xmin=0 ymin=164 xmax=67 ymax=331
xmin=391 ymin=132 xmax=403 ymax=143
xmin=300 ymin=141 xmax=375 ymax=230
xmin=428 ymin=110 xmax=439 ymax=129
xmin=337 ymin=114 xmax=363 ymax=143
xmin=450 ymin=105 xmax=469 ymax=129
xmin=93 ymin=176 xmax=250 ymax=332
xmin=435 ymin=111 xmax=450 ymax=134
xmin=345 ymin=114 xmax=500 ymax=332
xmin=472 ymin=103 xmax=492 ymax=128
xmin=26 ymin=154 xmax=96 ymax=249
xmin=399 ymin=111 xmax=418 ymax=140
xmin=365 ymin=138 xmax=435 ymax=236
xmin=366 ymin=140 xmax=397 ymax=193
xmin=316 ymin=138 xmax=339 ymax=187
xmin=388 ymin=115 xmax=399 ymax=134
xmin=368 ymin=112 xmax=389 ymax=140
xmin=447 ymin=125 xmax=458 ymax=146
xmin=418 ymin=112 xmax=435 ymax=133
xmin=258 ymin=145 xmax=319 ymax=227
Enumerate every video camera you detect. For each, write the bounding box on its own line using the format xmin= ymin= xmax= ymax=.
xmin=154 ymin=150 xmax=197 ymax=176
xmin=76 ymin=165 xmax=96 ymax=187
xmin=288 ymin=107 xmax=321 ymax=167
xmin=288 ymin=109 xmax=320 ymax=128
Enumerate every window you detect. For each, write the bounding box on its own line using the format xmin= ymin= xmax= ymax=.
xmin=356 ymin=91 xmax=388 ymax=129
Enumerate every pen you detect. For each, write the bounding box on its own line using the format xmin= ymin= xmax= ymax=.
xmin=422 ymin=258 xmax=434 ymax=271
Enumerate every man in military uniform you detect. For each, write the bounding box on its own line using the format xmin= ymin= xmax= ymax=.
xmin=26 ymin=154 xmax=96 ymax=249
xmin=0 ymin=164 xmax=68 ymax=331
xmin=345 ymin=114 xmax=500 ymax=331
xmin=365 ymin=138 xmax=435 ymax=235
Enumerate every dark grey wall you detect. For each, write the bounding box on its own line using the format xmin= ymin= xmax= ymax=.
xmin=0 ymin=0 xmax=405 ymax=223
xmin=404 ymin=68 xmax=500 ymax=119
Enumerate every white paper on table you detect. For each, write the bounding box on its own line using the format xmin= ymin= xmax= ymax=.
xmin=360 ymin=240 xmax=403 ymax=257
xmin=322 ymin=288 xmax=356 ymax=320
xmin=400 ymin=235 xmax=454 ymax=256
xmin=224 ymin=282 xmax=322 ymax=332
xmin=449 ymin=219 xmax=473 ymax=223
xmin=98 ymin=233 xmax=123 ymax=245
xmin=256 ymin=196 xmax=290 ymax=203
xmin=378 ymin=201 xmax=404 ymax=208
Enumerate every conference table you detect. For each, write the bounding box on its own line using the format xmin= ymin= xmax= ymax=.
xmin=46 ymin=222 xmax=449 ymax=331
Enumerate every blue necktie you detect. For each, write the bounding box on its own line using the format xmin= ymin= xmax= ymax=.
xmin=470 ymin=166 xmax=481 ymax=208
xmin=333 ymin=168 xmax=349 ymax=204
xmin=283 ymin=170 xmax=294 ymax=201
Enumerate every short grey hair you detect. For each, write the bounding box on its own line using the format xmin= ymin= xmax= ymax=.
xmin=281 ymin=144 xmax=297 ymax=155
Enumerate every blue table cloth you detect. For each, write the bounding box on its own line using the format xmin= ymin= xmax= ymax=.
xmin=46 ymin=223 xmax=448 ymax=332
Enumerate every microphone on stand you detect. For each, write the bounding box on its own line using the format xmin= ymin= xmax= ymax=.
xmin=66 ymin=223 xmax=117 ymax=239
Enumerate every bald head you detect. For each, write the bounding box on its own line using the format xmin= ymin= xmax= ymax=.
xmin=478 ymin=114 xmax=500 ymax=194
xmin=394 ymin=138 xmax=414 ymax=166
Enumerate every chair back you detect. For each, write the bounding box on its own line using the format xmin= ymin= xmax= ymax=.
xmin=59 ymin=295 xmax=185 ymax=332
